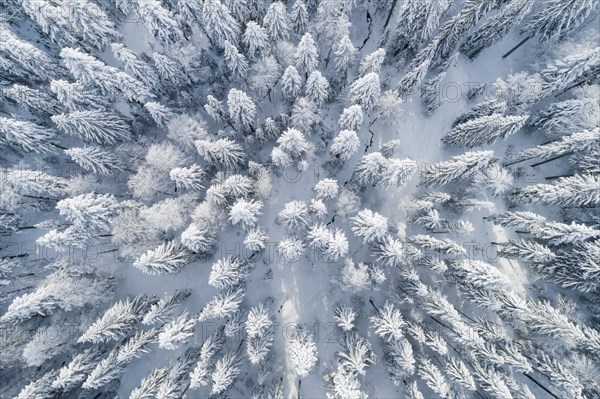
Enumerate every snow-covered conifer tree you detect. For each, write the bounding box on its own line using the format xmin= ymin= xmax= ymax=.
xmin=203 ymin=0 xmax=241 ymax=47
xmin=422 ymin=150 xmax=496 ymax=186
xmin=211 ymin=352 xmax=241 ymax=394
xmin=287 ymin=327 xmax=318 ymax=377
xmin=195 ymin=138 xmax=247 ymax=169
xmin=143 ymin=289 xmax=192 ymax=325
xmin=281 ymin=65 xmax=302 ymax=102
xmin=277 ymin=236 xmax=306 ymax=262
xmin=65 ymin=146 xmax=122 ymax=175
xmin=198 ymin=286 xmax=245 ymax=321
xmin=111 ymin=42 xmax=161 ymax=93
xmin=353 ymin=152 xmax=387 ymax=186
xmin=189 ymin=329 xmax=225 ymax=389
xmin=442 ymin=114 xmax=529 ymax=148
xmin=49 ymin=80 xmax=110 ymax=111
xmin=333 ymin=304 xmax=356 ymax=331
xmin=305 ymin=70 xmax=329 ymax=106
xmin=333 ymin=34 xmax=357 ymax=80
xmin=358 ymin=48 xmax=386 ymax=76
xmin=521 ymin=0 xmax=598 ymax=45
xmin=349 ymin=72 xmax=380 ymax=111
xmin=56 ymin=193 xmax=119 ymax=232
xmin=0 ymin=117 xmax=57 ymax=154
xmin=370 ymin=301 xmax=404 ymax=342
xmin=339 ymin=105 xmax=364 ymax=131
xmin=263 ymin=1 xmax=290 ymax=41
xmin=330 ymin=129 xmax=360 ymax=161
xmin=78 ymin=295 xmax=151 ymax=344
xmin=158 ymin=312 xmax=196 ymax=350
xmin=512 ymin=174 xmax=600 ymax=207
xmin=133 ymin=241 xmax=189 ymax=275
xmin=228 ymin=88 xmax=256 ymax=130
xmin=291 ymin=0 xmax=309 ymax=34
xmin=295 ymin=33 xmax=319 ymax=75
xmin=209 ymin=256 xmax=246 ymax=288
xmin=224 ymin=41 xmax=249 ymax=78
xmin=461 ymin=0 xmax=534 ymax=60
xmin=0 ymin=25 xmax=60 ymax=81
xmin=338 ymin=332 xmax=377 ymax=375
xmin=291 ymin=97 xmax=320 ymax=132
xmin=52 ymin=110 xmax=131 ymax=144
xmin=60 ymin=47 xmax=152 ymax=102
xmin=243 ymin=21 xmax=269 ymax=57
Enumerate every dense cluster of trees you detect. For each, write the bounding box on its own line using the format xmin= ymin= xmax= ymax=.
xmin=1 ymin=0 xmax=598 ymax=397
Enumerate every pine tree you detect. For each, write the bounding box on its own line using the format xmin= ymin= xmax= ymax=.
xmin=281 ymin=65 xmax=302 ymax=102
xmin=224 ymin=40 xmax=249 ymax=78
xmin=263 ymin=1 xmax=290 ymax=41
xmin=325 ymin=364 xmax=368 ymax=399
xmin=60 ymin=47 xmax=153 ymax=102
xmin=422 ymin=150 xmax=496 ymax=186
xmin=52 ymin=348 xmax=103 ymax=391
xmin=338 ymin=332 xmax=377 ymax=375
xmin=211 ymin=352 xmax=242 ymax=394
xmin=181 ymin=223 xmax=216 ymax=253
xmin=244 ymin=228 xmax=269 ymax=251
xmin=351 ymin=209 xmax=388 ymax=243
xmin=209 ymin=256 xmax=247 ymax=288
xmin=277 ymin=235 xmax=306 ymax=262
xmin=306 ymin=70 xmax=329 ymax=106
xmin=228 ymin=88 xmax=256 ymax=130
xmin=4 ymin=168 xmax=67 ymax=197
xmin=132 ymin=0 xmax=184 ymax=46
xmin=288 ymin=327 xmax=318 ymax=377
xmin=349 ymin=72 xmax=380 ymax=110
xmin=333 ymin=34 xmax=357 ymax=79
xmin=134 ymin=241 xmax=189 ymax=275
xmin=276 ymin=128 xmax=312 ymax=158
xmin=278 ymin=200 xmax=310 ymax=229
xmin=4 ymin=83 xmax=62 ymax=116
xmin=529 ymin=220 xmax=600 ymax=245
xmin=358 ymin=48 xmax=386 ymax=76
xmin=541 ymin=46 xmax=600 ymax=95
xmin=198 ymin=286 xmax=245 ymax=321
xmin=37 ymin=226 xmax=92 ymax=251
xmin=370 ymin=301 xmax=405 ymax=342
xmin=380 ymin=158 xmax=418 ymax=189
xmin=170 ymin=164 xmax=205 ymax=191
xmin=522 ymin=0 xmax=598 ymax=44
xmin=528 ymin=97 xmax=599 ymax=136
xmin=353 ymin=152 xmax=387 ymax=186
xmin=330 ymin=129 xmax=360 ymax=161
xmin=442 ymin=114 xmax=529 ymax=148
xmin=52 ymin=110 xmax=130 ymax=144
xmin=339 ymin=105 xmax=364 ymax=131
xmin=144 ymin=102 xmax=174 ymax=127
xmin=291 ymin=0 xmax=309 ymax=34
xmin=0 ymin=25 xmax=60 ymax=81
xmin=0 ymin=117 xmax=57 ymax=154
xmin=203 ymin=0 xmax=241 ymax=47
xmin=333 ymin=304 xmax=356 ymax=331
xmin=143 ymin=289 xmax=192 ymax=325
xmin=158 ymin=312 xmax=196 ymax=350
xmin=49 ymin=79 xmax=110 ymax=111
xmin=243 ymin=21 xmax=269 ymax=57
xmin=462 ymin=0 xmax=535 ymax=60
xmin=1 ymin=269 xmax=112 ymax=323
xmin=228 ymin=198 xmax=263 ymax=229
xmin=295 ymin=33 xmax=319 ymax=75
xmin=22 ymin=0 xmax=118 ymax=50
xmin=371 ymin=235 xmax=407 ymax=267
xmin=451 ymin=259 xmax=511 ymax=290
xmin=57 ymin=193 xmax=119 ymax=232
xmin=385 ymin=0 xmax=451 ymax=63
xmin=507 ymin=128 xmax=600 ymax=165
xmin=247 ymin=329 xmax=274 ymax=364
xmin=291 ymin=97 xmax=320 ymax=132
xmin=189 ymin=329 xmax=225 ymax=389
xmin=78 ymin=295 xmax=151 ymax=344
xmin=195 ymin=138 xmax=247 ymax=169
xmin=65 ymin=146 xmax=122 ymax=175
xmin=513 ymin=174 xmax=600 ymax=207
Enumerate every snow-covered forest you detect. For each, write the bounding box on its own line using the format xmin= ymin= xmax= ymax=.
xmin=1 ymin=0 xmax=599 ymax=397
